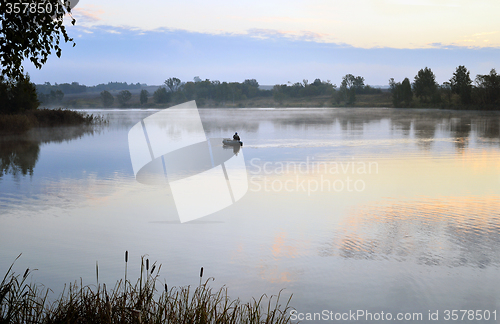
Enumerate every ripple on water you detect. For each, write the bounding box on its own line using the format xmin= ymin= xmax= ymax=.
xmin=319 ymin=196 xmax=500 ymax=269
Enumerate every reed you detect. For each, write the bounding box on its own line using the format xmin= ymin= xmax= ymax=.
xmin=0 ymin=108 xmax=107 ymax=135
xmin=0 ymin=254 xmax=294 ymax=324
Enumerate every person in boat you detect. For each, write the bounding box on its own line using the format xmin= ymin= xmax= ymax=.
xmin=233 ymin=132 xmax=240 ymax=141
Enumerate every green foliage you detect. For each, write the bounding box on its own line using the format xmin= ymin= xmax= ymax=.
xmin=474 ymin=69 xmax=500 ymax=106
xmin=116 ymin=90 xmax=132 ymax=106
xmin=29 ymin=108 xmax=96 ymax=126
xmin=401 ymin=78 xmax=413 ymax=105
xmin=38 ymin=89 xmax=64 ymax=104
xmin=1 ymin=0 xmax=75 ymax=81
xmin=165 ymin=77 xmax=182 ymax=93
xmin=140 ymin=89 xmax=149 ymax=105
xmin=0 ymin=109 xmax=100 ymax=136
xmin=36 ymin=82 xmax=86 ymax=95
xmin=340 ymin=74 xmax=363 ymax=105
xmin=153 ymin=87 xmax=170 ymax=103
xmin=100 ymin=90 xmax=114 ymax=107
xmin=389 ymin=77 xmax=413 ymax=107
xmin=413 ymin=67 xmax=439 ymax=103
xmin=272 ymin=85 xmax=286 ymax=104
xmin=0 ymin=75 xmax=39 ymax=114
xmin=441 ymin=82 xmax=452 ymax=105
xmin=450 ymin=65 xmax=472 ymax=104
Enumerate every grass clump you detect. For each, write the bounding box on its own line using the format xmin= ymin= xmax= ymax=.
xmin=0 ymin=109 xmax=106 ymax=135
xmin=0 ymin=254 xmax=294 ymax=324
xmin=0 ymin=114 xmax=37 ymax=135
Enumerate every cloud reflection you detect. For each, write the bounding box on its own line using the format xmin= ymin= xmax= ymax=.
xmin=320 ymin=196 xmax=500 ymax=269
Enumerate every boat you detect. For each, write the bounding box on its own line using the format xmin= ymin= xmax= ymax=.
xmin=222 ymin=138 xmax=243 ymax=146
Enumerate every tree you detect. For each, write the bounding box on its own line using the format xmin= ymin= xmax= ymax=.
xmin=389 ymin=77 xmax=413 ymax=107
xmin=389 ymin=78 xmax=402 ymax=107
xmin=0 ymin=74 xmax=39 ymax=114
xmin=441 ymin=82 xmax=452 ymax=104
xmin=100 ymin=90 xmax=114 ymax=107
xmin=1 ymin=0 xmax=76 ymax=81
xmin=474 ymin=69 xmax=500 ymax=105
xmin=450 ymin=65 xmax=472 ymax=104
xmin=54 ymin=89 xmax=64 ymax=102
xmin=164 ymin=77 xmax=182 ymax=93
xmin=272 ymin=84 xmax=286 ymax=104
xmin=340 ymin=74 xmax=359 ymax=105
xmin=243 ymin=79 xmax=259 ymax=98
xmin=352 ymin=76 xmax=365 ymax=92
xmin=401 ymin=78 xmax=413 ymax=106
xmin=153 ymin=87 xmax=170 ymax=103
xmin=140 ymin=89 xmax=149 ymax=105
xmin=413 ymin=67 xmax=438 ymax=103
xmin=117 ymin=90 xmax=132 ymax=106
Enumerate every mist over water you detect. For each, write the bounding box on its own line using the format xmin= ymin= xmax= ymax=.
xmin=1 ymin=108 xmax=499 ymax=321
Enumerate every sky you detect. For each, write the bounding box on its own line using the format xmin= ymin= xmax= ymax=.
xmin=24 ymin=0 xmax=500 ymax=87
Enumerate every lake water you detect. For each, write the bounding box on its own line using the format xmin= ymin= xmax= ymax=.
xmin=1 ymin=107 xmax=500 ymax=322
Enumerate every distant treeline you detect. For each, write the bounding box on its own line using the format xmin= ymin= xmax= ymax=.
xmin=145 ymin=78 xmax=271 ymax=106
xmin=35 ymin=81 xmax=147 ymax=105
xmin=96 ymin=78 xmax=276 ymax=107
xmin=36 ymin=81 xmax=146 ymax=95
xmin=33 ymin=67 xmax=500 ymax=110
xmin=390 ymin=66 xmax=500 ymax=110
xmin=100 ymin=77 xmax=380 ymax=107
xmin=33 ymin=76 xmax=384 ymax=107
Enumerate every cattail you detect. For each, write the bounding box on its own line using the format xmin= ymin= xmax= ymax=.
xmin=199 ymin=267 xmax=204 ymax=287
xmin=146 ymin=259 xmax=149 ymax=271
xmin=96 ymin=261 xmax=99 ymax=286
xmin=23 ymin=268 xmax=29 ymax=279
xmin=164 ymin=283 xmax=168 ymax=292
xmin=124 ymin=251 xmax=128 ymax=294
xmin=150 ymin=265 xmax=156 ymax=274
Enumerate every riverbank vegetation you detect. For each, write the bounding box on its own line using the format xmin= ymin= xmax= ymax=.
xmin=33 ymin=65 xmax=500 ymax=110
xmin=390 ymin=66 xmax=500 ymax=110
xmin=0 ymin=255 xmax=293 ymax=324
xmin=0 ymin=75 xmax=105 ymax=135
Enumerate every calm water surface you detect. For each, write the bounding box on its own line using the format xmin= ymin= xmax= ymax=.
xmin=1 ymin=108 xmax=500 ymax=322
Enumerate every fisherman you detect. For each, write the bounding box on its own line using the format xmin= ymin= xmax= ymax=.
xmin=233 ymin=132 xmax=240 ymax=141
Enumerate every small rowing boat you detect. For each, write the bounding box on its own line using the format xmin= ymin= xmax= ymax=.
xmin=222 ymin=138 xmax=243 ymax=146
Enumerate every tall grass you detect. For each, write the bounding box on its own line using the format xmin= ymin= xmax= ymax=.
xmin=0 ymin=108 xmax=107 ymax=135
xmin=0 ymin=254 xmax=294 ymax=324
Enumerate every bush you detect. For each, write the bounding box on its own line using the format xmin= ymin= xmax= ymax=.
xmin=153 ymin=87 xmax=170 ymax=103
xmin=0 ymin=75 xmax=39 ymax=115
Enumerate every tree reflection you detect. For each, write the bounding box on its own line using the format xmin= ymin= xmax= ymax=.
xmin=0 ymin=140 xmax=40 ymax=177
xmin=413 ymin=117 xmax=437 ymax=150
xmin=446 ymin=117 xmax=471 ymax=151
xmin=0 ymin=125 xmax=103 ymax=178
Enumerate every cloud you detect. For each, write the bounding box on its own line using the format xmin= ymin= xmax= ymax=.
xmin=23 ymin=25 xmax=500 ymax=87
xmin=246 ymin=28 xmax=335 ymax=43
xmin=72 ymin=7 xmax=104 ymax=25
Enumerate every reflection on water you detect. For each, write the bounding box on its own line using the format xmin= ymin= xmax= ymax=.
xmin=0 ymin=140 xmax=39 ymax=177
xmin=0 ymin=125 xmax=105 ymax=178
xmin=321 ymin=196 xmax=500 ymax=268
xmin=0 ymin=108 xmax=500 ymax=319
